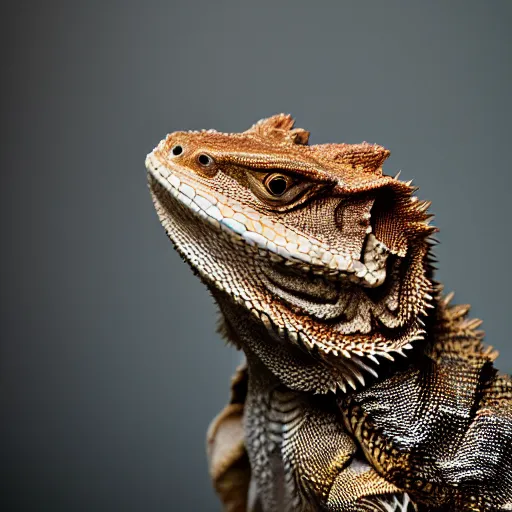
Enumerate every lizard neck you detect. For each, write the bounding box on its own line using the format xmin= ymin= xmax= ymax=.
xmin=214 ymin=290 xmax=343 ymax=394
xmin=213 ymin=288 xmax=440 ymax=394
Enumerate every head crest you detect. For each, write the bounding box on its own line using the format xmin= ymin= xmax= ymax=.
xmin=247 ymin=114 xmax=310 ymax=145
xmin=316 ymin=143 xmax=391 ymax=173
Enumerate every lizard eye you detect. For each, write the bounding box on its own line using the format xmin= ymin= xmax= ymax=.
xmin=246 ymin=170 xmax=322 ymax=209
xmin=265 ymin=174 xmax=289 ymax=196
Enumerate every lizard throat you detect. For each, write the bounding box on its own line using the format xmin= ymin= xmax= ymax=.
xmin=146 ymin=152 xmax=390 ymax=288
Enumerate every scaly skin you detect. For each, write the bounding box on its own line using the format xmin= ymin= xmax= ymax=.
xmin=146 ymin=115 xmax=512 ymax=511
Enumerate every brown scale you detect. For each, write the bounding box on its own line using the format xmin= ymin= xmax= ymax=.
xmin=147 ymin=114 xmax=512 ymax=511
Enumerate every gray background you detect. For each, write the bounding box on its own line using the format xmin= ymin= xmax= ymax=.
xmin=1 ymin=1 xmax=511 ymax=510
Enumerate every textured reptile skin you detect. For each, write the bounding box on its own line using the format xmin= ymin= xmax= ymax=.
xmin=146 ymin=115 xmax=512 ymax=511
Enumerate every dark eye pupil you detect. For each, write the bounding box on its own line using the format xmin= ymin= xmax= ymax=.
xmin=268 ymin=177 xmax=287 ymax=196
xmin=172 ymin=145 xmax=183 ymax=156
xmin=198 ymin=154 xmax=212 ymax=166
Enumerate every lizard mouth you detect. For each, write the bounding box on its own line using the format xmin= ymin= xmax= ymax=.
xmin=146 ymin=152 xmax=390 ymax=288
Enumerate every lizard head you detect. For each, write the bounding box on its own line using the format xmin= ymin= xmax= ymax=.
xmin=147 ymin=115 xmax=436 ymax=388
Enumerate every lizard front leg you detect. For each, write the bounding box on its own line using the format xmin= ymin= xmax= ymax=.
xmin=244 ymin=379 xmax=416 ymax=512
xmin=327 ymin=463 xmax=417 ymax=512
xmin=207 ymin=362 xmax=253 ymax=512
xmin=285 ymin=399 xmax=416 ymax=512
xmin=208 ymin=362 xmax=415 ymax=512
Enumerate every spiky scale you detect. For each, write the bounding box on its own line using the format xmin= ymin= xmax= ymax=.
xmin=147 ymin=115 xmax=511 ymax=511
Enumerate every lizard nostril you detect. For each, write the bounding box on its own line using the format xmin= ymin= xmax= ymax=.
xmin=197 ymin=153 xmax=213 ymax=166
xmin=171 ymin=145 xmax=183 ymax=156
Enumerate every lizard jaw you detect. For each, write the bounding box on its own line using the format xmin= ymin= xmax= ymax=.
xmin=146 ymin=152 xmax=390 ymax=288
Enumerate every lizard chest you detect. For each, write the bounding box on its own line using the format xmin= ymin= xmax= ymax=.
xmin=243 ymin=375 xmax=357 ymax=512
xmin=244 ymin=383 xmax=307 ymax=512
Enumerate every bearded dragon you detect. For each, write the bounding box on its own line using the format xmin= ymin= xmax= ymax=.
xmin=146 ymin=115 xmax=512 ymax=511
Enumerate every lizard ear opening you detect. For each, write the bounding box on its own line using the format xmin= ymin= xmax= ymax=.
xmin=370 ymin=186 xmax=434 ymax=257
